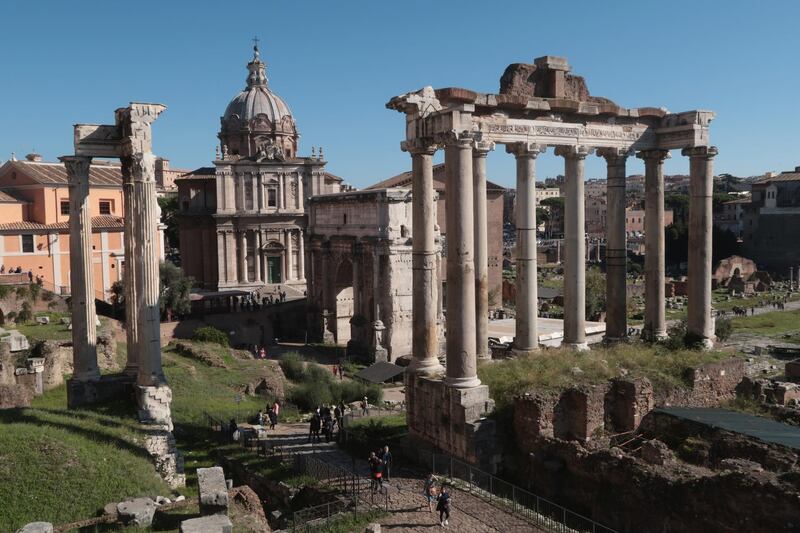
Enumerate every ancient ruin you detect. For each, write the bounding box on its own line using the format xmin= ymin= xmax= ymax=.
xmin=388 ymin=55 xmax=718 ymax=463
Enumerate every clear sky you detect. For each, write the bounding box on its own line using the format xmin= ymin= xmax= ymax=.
xmin=1 ymin=0 xmax=798 ymax=189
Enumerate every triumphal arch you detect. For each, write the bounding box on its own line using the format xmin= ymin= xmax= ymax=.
xmin=388 ymin=56 xmax=717 ymax=464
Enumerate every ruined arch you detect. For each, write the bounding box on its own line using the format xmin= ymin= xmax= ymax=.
xmin=334 ymin=258 xmax=354 ymax=344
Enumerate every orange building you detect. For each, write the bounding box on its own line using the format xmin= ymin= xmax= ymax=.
xmin=0 ymin=153 xmax=171 ymax=301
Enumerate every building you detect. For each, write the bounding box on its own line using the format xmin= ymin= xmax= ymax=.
xmin=368 ymin=163 xmax=504 ymax=307
xmin=585 ymin=197 xmax=607 ymax=236
xmin=503 ymin=186 xmax=560 ymax=226
xmin=715 ymin=197 xmax=749 ymax=238
xmin=176 ymin=45 xmax=343 ymax=292
xmin=0 ymin=153 xmax=169 ymax=300
xmin=742 ymin=167 xmax=800 ymax=272
xmin=625 ymin=206 xmax=674 ymax=236
xmin=307 ymin=188 xmax=415 ymax=361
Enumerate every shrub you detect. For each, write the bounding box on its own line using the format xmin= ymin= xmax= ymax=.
xmin=663 ymin=320 xmax=688 ymax=350
xmin=17 ymin=302 xmax=32 ymax=324
xmin=191 ymin=326 xmax=229 ymax=347
xmin=0 ymin=285 xmax=10 ymax=299
xmin=28 ymin=283 xmax=41 ymax=302
xmin=15 ymin=286 xmax=28 ymax=300
xmin=715 ymin=318 xmax=733 ymax=342
xmin=40 ymin=290 xmax=54 ymax=302
xmin=289 ymin=382 xmax=333 ymax=411
xmin=6 ymin=311 xmax=17 ymax=322
xmin=279 ymin=352 xmax=306 ymax=381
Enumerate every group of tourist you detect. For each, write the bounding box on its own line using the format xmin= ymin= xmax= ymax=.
xmin=228 ymin=400 xmax=281 ymax=443
xmin=422 ymin=473 xmax=452 ymax=526
xmin=0 ymin=266 xmax=42 ymax=287
xmin=308 ymin=402 xmax=345 ymax=443
xmin=367 ymin=445 xmax=393 ymax=490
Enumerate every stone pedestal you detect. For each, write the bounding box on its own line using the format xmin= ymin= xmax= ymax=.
xmin=372 ymin=319 xmax=389 ymax=363
xmin=66 ymin=373 xmax=135 ymax=409
xmin=137 ymin=385 xmax=175 ymax=429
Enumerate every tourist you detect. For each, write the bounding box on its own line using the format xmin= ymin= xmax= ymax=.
xmin=309 ymin=413 xmax=321 ymax=443
xmin=436 ymin=486 xmax=452 ymax=526
xmin=422 ymin=474 xmax=438 ymax=512
xmin=368 ymin=451 xmax=384 ymax=493
xmin=338 ymin=362 xmax=344 ymax=380
xmin=229 ymin=418 xmax=238 ymax=443
xmin=27 ymin=270 xmax=33 ymax=282
xmin=332 ymin=364 xmax=338 ymax=378
xmin=267 ymin=407 xmax=277 ymax=430
xmin=259 ymin=346 xmax=267 ymax=359
xmin=0 ymin=265 xmax=4 ymax=274
xmin=361 ymin=396 xmax=369 ymax=416
xmin=256 ymin=410 xmax=264 ymax=426
xmin=333 ymin=403 xmax=342 ymax=428
xmin=380 ymin=445 xmax=392 ymax=482
xmin=323 ymin=416 xmax=334 ymax=442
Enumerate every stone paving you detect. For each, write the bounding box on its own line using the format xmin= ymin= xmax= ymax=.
xmin=263 ymin=422 xmax=546 ymax=532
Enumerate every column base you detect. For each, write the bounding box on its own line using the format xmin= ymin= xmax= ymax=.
xmin=136 ymin=385 xmax=174 ymax=431
xmin=696 ymin=337 xmax=715 ymax=350
xmin=603 ymin=335 xmax=629 ymax=345
xmin=564 ymin=342 xmax=590 ymax=352
xmin=67 ymin=374 xmax=134 ymax=409
xmin=408 ymin=357 xmax=445 ymax=376
xmin=444 ymin=375 xmax=482 ymax=389
xmin=512 ymin=346 xmax=540 ymax=357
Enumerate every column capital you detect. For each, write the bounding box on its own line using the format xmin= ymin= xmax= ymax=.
xmin=59 ymin=155 xmax=92 ymax=181
xmin=401 ymin=138 xmax=438 ymax=155
xmin=505 ymin=142 xmax=545 ymax=159
xmin=472 ymin=139 xmax=495 ymax=157
xmin=437 ymin=129 xmax=475 ymax=148
xmin=554 ymin=145 xmax=593 ymax=160
xmin=681 ymin=145 xmax=719 ymax=160
xmin=596 ymin=147 xmax=632 ymax=163
xmin=636 ymin=149 xmax=671 ymax=162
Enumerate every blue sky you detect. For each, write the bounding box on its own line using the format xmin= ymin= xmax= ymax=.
xmin=1 ymin=0 xmax=798 ymax=189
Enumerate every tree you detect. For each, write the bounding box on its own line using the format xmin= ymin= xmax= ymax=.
xmin=158 ymin=196 xmax=180 ymax=253
xmin=665 ymin=193 xmax=690 ymax=227
xmin=160 ymin=261 xmax=193 ymax=321
xmin=585 ymin=267 xmax=606 ymax=320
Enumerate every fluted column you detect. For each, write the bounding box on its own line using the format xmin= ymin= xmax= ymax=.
xmin=286 ymin=229 xmax=294 ymax=281
xmin=403 ymin=139 xmax=444 ymax=375
xmin=473 ymin=140 xmax=494 ymax=360
xmin=684 ymin=146 xmax=719 ymax=349
xmin=597 ymin=148 xmax=629 ymax=342
xmin=507 ymin=142 xmax=545 ymax=355
xmin=299 ymin=229 xmax=306 ymax=280
xmin=226 ymin=231 xmax=238 ymax=284
xmin=254 ymin=231 xmax=262 ymax=283
xmin=556 ymin=145 xmax=593 ymax=351
xmin=639 ymin=150 xmax=670 ymax=341
xmin=444 ymin=132 xmax=480 ymax=388
xmin=61 ymin=156 xmax=100 ymax=381
xmin=238 ymin=231 xmax=248 ymax=283
xmin=123 ymin=163 xmax=140 ymax=375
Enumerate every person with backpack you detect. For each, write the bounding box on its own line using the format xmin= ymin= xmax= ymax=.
xmin=380 ymin=445 xmax=392 ymax=482
xmin=368 ymin=451 xmax=384 ymax=493
xmin=422 ymin=473 xmax=438 ymax=512
xmin=436 ymin=485 xmax=452 ymax=526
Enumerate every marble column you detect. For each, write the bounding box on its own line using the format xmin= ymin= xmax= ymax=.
xmin=684 ymin=146 xmax=719 ymax=349
xmin=122 ymin=162 xmax=140 ymax=375
xmin=404 ymin=140 xmax=444 ymax=375
xmin=556 ymin=145 xmax=592 ymax=351
xmin=226 ymin=231 xmax=238 ymax=284
xmin=286 ymin=229 xmax=294 ymax=281
xmin=597 ymin=149 xmax=629 ymax=342
xmin=444 ymin=132 xmax=480 ymax=388
xmin=298 ymin=229 xmax=306 ymax=280
xmin=238 ymin=231 xmax=248 ymax=283
xmin=61 ymin=156 xmax=100 ymax=381
xmin=473 ymin=140 xmax=494 ymax=360
xmin=639 ymin=149 xmax=670 ymax=341
xmin=507 ymin=142 xmax=544 ymax=355
xmin=254 ymin=231 xmax=262 ymax=283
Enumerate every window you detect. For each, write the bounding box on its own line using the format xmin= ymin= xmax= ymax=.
xmin=60 ymin=201 xmax=70 ymax=215
xmin=99 ymin=201 xmax=111 ymax=215
xmin=21 ymin=234 xmax=34 ymax=253
xmin=267 ymin=188 xmax=277 ymax=207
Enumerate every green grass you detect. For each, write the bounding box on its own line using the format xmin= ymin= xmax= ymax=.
xmin=731 ymin=309 xmax=800 ymax=336
xmin=13 ymin=321 xmax=72 ymax=341
xmin=0 ymin=388 xmax=170 ymax=531
xmin=478 ymin=343 xmax=730 ymax=410
xmin=311 ymin=509 xmax=388 ymax=533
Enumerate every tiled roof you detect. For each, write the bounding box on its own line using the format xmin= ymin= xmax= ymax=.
xmin=4 ymin=160 xmax=122 ymax=186
xmin=0 ymin=191 xmax=24 ymax=203
xmin=755 ymin=171 xmax=800 ymax=184
xmin=367 ymin=163 xmax=505 ymax=191
xmin=0 ymin=215 xmax=123 ymax=232
xmin=176 ymin=167 xmax=216 ymax=180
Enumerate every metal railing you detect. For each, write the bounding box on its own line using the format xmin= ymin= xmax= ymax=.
xmin=430 ymin=453 xmax=618 ymax=533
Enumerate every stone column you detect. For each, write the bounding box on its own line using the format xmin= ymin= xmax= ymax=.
xmin=226 ymin=231 xmax=238 ymax=284
xmin=254 ymin=231 xmax=262 ymax=283
xmin=556 ymin=145 xmax=592 ymax=351
xmin=639 ymin=149 xmax=670 ymax=341
xmin=298 ymin=229 xmax=306 ymax=280
xmin=279 ymin=174 xmax=285 ymax=211
xmin=472 ymin=140 xmax=494 ymax=360
xmin=297 ymin=175 xmax=303 ymax=210
xmin=684 ymin=146 xmax=719 ymax=349
xmin=237 ymin=231 xmax=248 ymax=283
xmin=61 ymin=156 xmax=100 ymax=382
xmin=251 ymin=174 xmax=258 ymax=211
xmin=122 ymin=162 xmax=140 ymax=375
xmin=597 ymin=149 xmax=629 ymax=342
xmin=403 ymin=140 xmax=444 ymax=375
xmin=507 ymin=142 xmax=544 ymax=355
xmin=286 ymin=229 xmax=294 ymax=281
xmin=443 ymin=132 xmax=480 ymax=388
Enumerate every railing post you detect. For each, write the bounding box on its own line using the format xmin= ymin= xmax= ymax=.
xmin=489 ymin=475 xmax=493 ymax=501
xmin=512 ymin=485 xmax=516 ymax=512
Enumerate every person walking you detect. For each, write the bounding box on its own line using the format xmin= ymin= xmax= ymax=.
xmin=422 ymin=473 xmax=438 ymax=512
xmin=361 ymin=396 xmax=369 ymax=417
xmin=437 ymin=486 xmax=452 ymax=526
xmin=273 ymin=400 xmax=281 ymax=423
xmin=309 ymin=413 xmax=321 ymax=443
xmin=368 ymin=451 xmax=384 ymax=493
xmin=338 ymin=362 xmax=344 ymax=380
xmin=380 ymin=445 xmax=392 ymax=482
xmin=267 ymin=407 xmax=277 ymax=430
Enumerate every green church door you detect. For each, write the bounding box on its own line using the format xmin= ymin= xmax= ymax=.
xmin=267 ymin=256 xmax=282 ymax=284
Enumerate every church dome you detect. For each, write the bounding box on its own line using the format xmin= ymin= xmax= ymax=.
xmin=219 ymin=44 xmax=299 ymax=160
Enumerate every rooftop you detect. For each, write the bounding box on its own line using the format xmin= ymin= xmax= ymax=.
xmin=367 ymin=163 xmax=505 ymax=191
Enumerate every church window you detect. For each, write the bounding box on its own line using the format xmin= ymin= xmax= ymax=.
xmin=21 ymin=234 xmax=34 ymax=253
xmin=267 ymin=188 xmax=277 ymax=207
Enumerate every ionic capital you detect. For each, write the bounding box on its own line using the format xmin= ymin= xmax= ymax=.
xmin=473 ymin=140 xmax=495 ymax=158
xmin=596 ymin=147 xmax=632 ymax=164
xmin=505 ymin=142 xmax=546 ymax=159
xmin=401 ymin=138 xmax=438 ymax=156
xmin=636 ymin=149 xmax=671 ymax=162
xmin=681 ymin=145 xmax=719 ymax=160
xmin=59 ymin=155 xmax=92 ymax=184
xmin=554 ymin=145 xmax=593 ymax=160
xmin=437 ymin=129 xmax=475 ymax=148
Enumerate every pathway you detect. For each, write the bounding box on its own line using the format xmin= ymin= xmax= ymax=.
xmin=264 ymin=422 xmax=547 ymax=532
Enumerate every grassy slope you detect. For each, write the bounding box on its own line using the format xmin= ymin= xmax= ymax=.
xmin=730 ymin=309 xmax=800 ymax=338
xmin=0 ymin=388 xmax=169 ymax=531
xmin=479 ymin=343 xmax=729 ymax=409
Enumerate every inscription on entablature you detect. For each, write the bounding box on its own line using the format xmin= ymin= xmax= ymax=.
xmin=485 ymin=123 xmax=644 ymax=141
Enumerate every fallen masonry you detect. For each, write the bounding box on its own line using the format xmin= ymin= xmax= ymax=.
xmin=179 ymin=514 xmax=233 ymax=533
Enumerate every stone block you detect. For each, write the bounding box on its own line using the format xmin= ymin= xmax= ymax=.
xmin=15 ymin=522 xmax=53 ymax=533
xmin=786 ymin=359 xmax=800 ymax=382
xmin=35 ymin=316 xmax=50 ymax=325
xmin=137 ymin=385 xmax=174 ymax=430
xmin=640 ymin=439 xmax=675 ymax=466
xmin=364 ymin=523 xmax=381 ymax=533
xmin=198 ymin=466 xmax=229 ymax=515
xmin=67 ymin=374 xmax=133 ymax=409
xmin=0 ymin=383 xmax=33 ymax=409
xmin=180 ymin=514 xmax=233 ymax=533
xmin=117 ymin=497 xmax=157 ymax=527
xmin=60 ymin=317 xmax=71 ymax=325
xmin=1 ymin=331 xmax=29 ymax=352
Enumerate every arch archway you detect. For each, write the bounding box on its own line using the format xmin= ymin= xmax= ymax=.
xmin=334 ymin=258 xmax=354 ymax=344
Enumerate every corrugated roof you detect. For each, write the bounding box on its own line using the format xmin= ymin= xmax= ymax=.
xmin=354 ymin=362 xmax=405 ymax=384
xmin=367 ymin=163 xmax=505 ymax=191
xmin=4 ymin=160 xmax=122 ymax=186
xmin=0 ymin=215 xmax=123 ymax=232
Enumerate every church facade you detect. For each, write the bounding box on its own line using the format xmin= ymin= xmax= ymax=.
xmin=177 ymin=46 xmax=343 ymax=292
